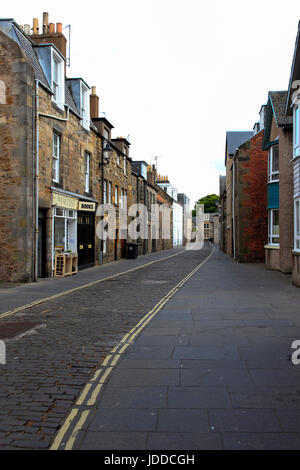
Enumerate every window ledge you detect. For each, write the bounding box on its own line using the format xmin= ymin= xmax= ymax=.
xmin=264 ymin=244 xmax=280 ymax=250
xmin=292 ymin=250 xmax=300 ymax=256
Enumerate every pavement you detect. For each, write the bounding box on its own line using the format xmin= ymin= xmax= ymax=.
xmin=70 ymin=246 xmax=300 ymax=450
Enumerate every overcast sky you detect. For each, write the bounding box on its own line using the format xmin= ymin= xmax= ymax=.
xmin=2 ymin=1 xmax=300 ymax=206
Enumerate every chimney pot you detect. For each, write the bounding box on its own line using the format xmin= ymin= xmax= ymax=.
xmin=49 ymin=23 xmax=55 ymax=33
xmin=43 ymin=12 xmax=49 ymax=34
xmin=91 ymin=86 xmax=97 ymax=95
xmin=24 ymin=24 xmax=30 ymax=35
xmin=32 ymin=18 xmax=39 ymax=35
xmin=56 ymin=22 xmax=62 ymax=34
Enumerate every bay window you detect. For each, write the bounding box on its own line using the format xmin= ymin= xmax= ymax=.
xmin=295 ymin=199 xmax=300 ymax=251
xmin=294 ymin=106 xmax=300 ymax=158
xmin=268 ymin=209 xmax=280 ymax=245
xmin=268 ymin=144 xmax=279 ymax=182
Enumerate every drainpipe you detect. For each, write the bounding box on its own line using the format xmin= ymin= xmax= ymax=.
xmin=232 ymin=155 xmax=236 ymax=260
xmin=34 ymin=79 xmax=40 ymax=281
xmin=100 ymin=137 xmax=104 ymax=265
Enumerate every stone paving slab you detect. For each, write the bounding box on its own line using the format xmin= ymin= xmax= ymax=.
xmin=75 ymin=246 xmax=300 ymax=450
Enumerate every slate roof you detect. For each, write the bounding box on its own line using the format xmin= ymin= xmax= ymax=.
xmin=11 ymin=22 xmax=80 ymax=114
xmin=12 ymin=24 xmax=50 ymax=90
xmin=225 ymin=131 xmax=253 ymax=163
xmin=269 ymin=91 xmax=293 ymax=127
xmin=263 ymin=91 xmax=293 ymax=150
xmin=286 ymin=20 xmax=300 ymax=115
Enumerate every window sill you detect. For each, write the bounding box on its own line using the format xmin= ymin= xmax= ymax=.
xmin=264 ymin=244 xmax=280 ymax=250
xmin=292 ymin=250 xmax=300 ymax=256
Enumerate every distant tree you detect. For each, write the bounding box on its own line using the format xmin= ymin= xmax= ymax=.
xmin=192 ymin=194 xmax=220 ymax=216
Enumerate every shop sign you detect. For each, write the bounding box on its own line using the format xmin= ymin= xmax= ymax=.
xmin=78 ymin=201 xmax=96 ymax=212
xmin=53 ymin=193 xmax=78 ymax=210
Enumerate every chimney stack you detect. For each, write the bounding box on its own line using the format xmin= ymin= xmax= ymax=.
xmin=90 ymin=86 xmax=99 ymax=119
xmin=30 ymin=14 xmax=67 ymax=65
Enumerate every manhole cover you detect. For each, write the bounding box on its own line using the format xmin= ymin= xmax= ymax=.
xmin=0 ymin=321 xmax=41 ymax=339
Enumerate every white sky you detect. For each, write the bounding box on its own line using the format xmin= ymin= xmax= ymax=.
xmin=2 ymin=1 xmax=300 ymax=207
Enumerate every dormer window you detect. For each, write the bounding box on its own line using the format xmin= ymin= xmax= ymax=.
xmin=52 ymin=50 xmax=64 ymax=109
xmin=80 ymin=83 xmax=90 ymax=130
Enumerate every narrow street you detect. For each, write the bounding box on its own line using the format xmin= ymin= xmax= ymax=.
xmin=1 ymin=244 xmax=300 ymax=450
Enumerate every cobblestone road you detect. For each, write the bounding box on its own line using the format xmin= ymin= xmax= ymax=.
xmin=0 ymin=244 xmax=212 ymax=449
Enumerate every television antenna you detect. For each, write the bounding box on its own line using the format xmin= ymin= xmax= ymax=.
xmin=154 ymin=155 xmax=162 ymax=172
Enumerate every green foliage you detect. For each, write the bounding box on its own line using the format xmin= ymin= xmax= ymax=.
xmin=193 ymin=194 xmax=220 ymax=216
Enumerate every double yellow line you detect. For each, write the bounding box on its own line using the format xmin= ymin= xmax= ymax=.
xmin=50 ymin=246 xmax=215 ymax=450
xmin=0 ymin=250 xmax=186 ymax=321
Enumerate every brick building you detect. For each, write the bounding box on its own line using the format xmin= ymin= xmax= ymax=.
xmin=232 ymin=129 xmax=268 ymax=262
xmin=263 ymin=91 xmax=293 ymax=273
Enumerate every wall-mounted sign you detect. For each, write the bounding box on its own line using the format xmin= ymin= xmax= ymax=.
xmin=53 ymin=193 xmax=78 ymax=210
xmin=78 ymin=201 xmax=96 ymax=212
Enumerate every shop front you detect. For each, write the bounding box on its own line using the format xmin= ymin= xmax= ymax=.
xmin=77 ymin=201 xmax=96 ymax=270
xmin=52 ymin=192 xmax=78 ymax=277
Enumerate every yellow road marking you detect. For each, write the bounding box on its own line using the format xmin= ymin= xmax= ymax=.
xmin=87 ymin=383 xmax=104 ymax=407
xmin=65 ymin=410 xmax=90 ymax=451
xmin=75 ymin=383 xmax=93 ymax=406
xmin=50 ymin=246 xmax=215 ymax=450
xmin=91 ymin=369 xmax=102 ymax=382
xmin=50 ymin=408 xmax=79 ymax=450
xmin=101 ymin=354 xmax=112 ymax=367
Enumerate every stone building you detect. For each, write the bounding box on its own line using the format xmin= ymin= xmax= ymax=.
xmin=0 ymin=14 xmax=133 ymax=281
xmin=263 ymin=91 xmax=293 ymax=273
xmin=156 ymin=175 xmax=180 ymax=248
xmin=131 ymin=161 xmax=158 ymax=255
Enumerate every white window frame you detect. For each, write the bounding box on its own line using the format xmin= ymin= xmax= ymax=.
xmin=115 ymin=185 xmax=119 ymax=205
xmin=268 ymin=144 xmax=279 ymax=182
xmin=103 ymin=179 xmax=107 ymax=204
xmin=124 ymin=155 xmax=127 ymax=175
xmin=84 ymin=152 xmax=90 ymax=193
xmin=52 ymin=132 xmax=61 ymax=183
xmin=268 ymin=209 xmax=280 ymax=246
xmin=294 ymin=105 xmax=300 ymax=158
xmin=295 ymin=198 xmax=300 ymax=251
xmin=80 ymin=82 xmax=90 ymax=130
xmin=108 ymin=182 xmax=112 ymax=204
xmin=51 ymin=50 xmax=64 ymax=109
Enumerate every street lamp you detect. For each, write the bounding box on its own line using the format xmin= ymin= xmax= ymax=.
xmin=99 ymin=138 xmax=113 ymax=265
xmin=100 ymin=140 xmax=113 ymax=166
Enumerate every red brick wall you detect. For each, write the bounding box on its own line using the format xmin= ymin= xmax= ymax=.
xmin=234 ymin=130 xmax=268 ymax=262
